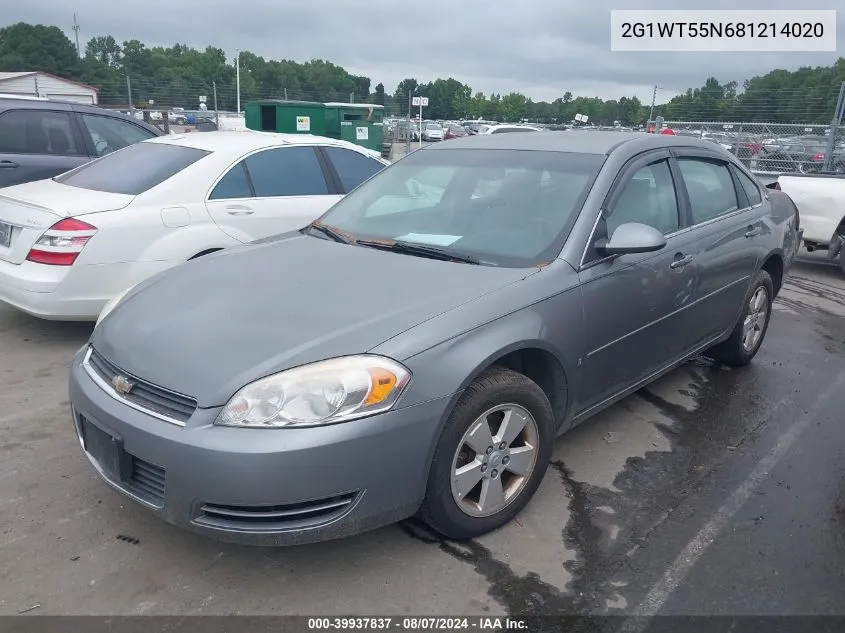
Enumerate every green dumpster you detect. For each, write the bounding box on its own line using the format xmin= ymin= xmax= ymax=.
xmin=244 ymin=100 xmax=327 ymax=136
xmin=324 ymin=102 xmax=385 ymax=152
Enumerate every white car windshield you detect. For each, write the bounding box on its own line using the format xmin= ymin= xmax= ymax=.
xmin=317 ymin=148 xmax=605 ymax=268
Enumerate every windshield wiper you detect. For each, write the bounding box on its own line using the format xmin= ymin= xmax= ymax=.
xmin=355 ymin=239 xmax=481 ymax=265
xmin=303 ymin=222 xmax=351 ymax=244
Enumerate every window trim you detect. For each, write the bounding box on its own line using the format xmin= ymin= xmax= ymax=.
xmin=579 ymin=149 xmax=682 ymax=270
xmin=313 ymin=146 xmax=344 ymax=194
xmin=0 ymin=108 xmax=88 ymax=157
xmin=75 ymin=112 xmax=158 ymax=158
xmin=671 ymin=149 xmax=752 ymax=230
xmin=204 ymin=145 xmax=332 ymax=202
xmin=316 ymin=145 xmax=386 ymax=194
xmin=729 ymin=164 xmax=763 ymax=210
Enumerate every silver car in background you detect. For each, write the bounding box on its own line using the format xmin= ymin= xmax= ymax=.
xmin=422 ymin=122 xmax=444 ymax=141
xmin=69 ymin=131 xmax=801 ymax=546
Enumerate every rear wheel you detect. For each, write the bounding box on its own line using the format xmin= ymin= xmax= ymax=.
xmin=707 ymin=269 xmax=774 ymax=366
xmin=419 ymin=367 xmax=554 ymax=540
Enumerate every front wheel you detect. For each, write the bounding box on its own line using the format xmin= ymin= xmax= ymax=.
xmin=706 ymin=269 xmax=774 ymax=366
xmin=419 ymin=367 xmax=554 ymax=540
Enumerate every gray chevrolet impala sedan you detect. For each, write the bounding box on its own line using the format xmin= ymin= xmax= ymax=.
xmin=69 ymin=131 xmax=802 ymax=545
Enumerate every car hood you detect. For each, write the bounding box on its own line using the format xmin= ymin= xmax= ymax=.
xmin=91 ymin=233 xmax=535 ymax=407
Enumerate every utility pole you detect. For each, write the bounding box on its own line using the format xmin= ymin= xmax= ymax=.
xmin=822 ymin=81 xmax=845 ymax=172
xmin=648 ymin=84 xmax=657 ymax=122
xmin=72 ymin=14 xmax=81 ymax=57
xmin=213 ymin=81 xmax=219 ymax=129
xmin=235 ymin=50 xmax=241 ymax=113
xmin=126 ymin=75 xmax=133 ymax=114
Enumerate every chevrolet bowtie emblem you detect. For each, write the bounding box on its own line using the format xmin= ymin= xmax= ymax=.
xmin=111 ymin=375 xmax=134 ymax=395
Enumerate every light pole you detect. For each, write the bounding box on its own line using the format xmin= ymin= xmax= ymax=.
xmin=235 ymin=50 xmax=241 ymax=114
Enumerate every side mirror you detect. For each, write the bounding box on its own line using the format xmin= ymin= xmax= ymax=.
xmin=600 ymin=222 xmax=667 ymax=255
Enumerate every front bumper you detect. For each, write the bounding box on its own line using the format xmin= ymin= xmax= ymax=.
xmin=68 ymin=347 xmax=452 ymax=545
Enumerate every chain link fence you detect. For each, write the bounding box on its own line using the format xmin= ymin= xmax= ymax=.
xmin=663 ymin=121 xmax=845 ymax=175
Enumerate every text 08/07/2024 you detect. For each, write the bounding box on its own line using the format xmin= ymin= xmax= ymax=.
xmin=610 ymin=9 xmax=837 ymax=52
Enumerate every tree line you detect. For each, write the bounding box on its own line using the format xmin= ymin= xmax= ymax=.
xmin=1 ymin=22 xmax=844 ymax=124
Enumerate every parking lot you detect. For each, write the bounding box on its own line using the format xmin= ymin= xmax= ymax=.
xmin=1 ymin=249 xmax=844 ymax=617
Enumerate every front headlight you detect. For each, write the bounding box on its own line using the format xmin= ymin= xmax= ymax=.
xmin=95 ymin=284 xmax=136 ymax=327
xmin=216 ymin=355 xmax=411 ymax=428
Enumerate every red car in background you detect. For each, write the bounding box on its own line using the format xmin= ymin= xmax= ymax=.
xmin=444 ymin=124 xmax=468 ymax=140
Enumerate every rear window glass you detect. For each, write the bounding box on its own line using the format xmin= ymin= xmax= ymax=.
xmin=54 ymin=142 xmax=210 ymax=195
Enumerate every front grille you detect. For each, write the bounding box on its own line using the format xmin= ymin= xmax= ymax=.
xmin=194 ymin=493 xmax=359 ymax=532
xmin=87 ymin=347 xmax=197 ymax=424
xmin=127 ymin=457 xmax=166 ymax=507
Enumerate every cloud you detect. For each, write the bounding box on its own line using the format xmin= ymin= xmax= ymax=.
xmin=4 ymin=0 xmax=843 ymax=103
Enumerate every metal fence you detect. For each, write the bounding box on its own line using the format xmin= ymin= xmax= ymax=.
xmin=663 ymin=121 xmax=845 ymax=175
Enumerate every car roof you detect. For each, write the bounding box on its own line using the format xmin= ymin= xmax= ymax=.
xmin=0 ymin=97 xmax=164 ymax=135
xmin=427 ymin=129 xmax=725 ymax=155
xmin=145 ymin=130 xmax=378 ymax=155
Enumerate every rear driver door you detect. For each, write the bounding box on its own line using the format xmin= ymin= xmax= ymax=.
xmin=205 ymin=146 xmax=341 ymax=242
xmin=670 ymin=151 xmax=764 ymax=348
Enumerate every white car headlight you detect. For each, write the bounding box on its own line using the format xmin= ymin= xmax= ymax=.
xmin=216 ymin=355 xmax=411 ymax=428
xmin=95 ymin=284 xmax=136 ymax=327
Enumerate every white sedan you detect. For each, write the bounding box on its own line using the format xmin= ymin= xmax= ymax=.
xmin=476 ymin=124 xmax=542 ymax=134
xmin=0 ymin=131 xmax=389 ymax=320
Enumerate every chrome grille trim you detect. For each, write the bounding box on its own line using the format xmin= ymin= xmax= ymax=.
xmin=81 ymin=346 xmax=196 ymax=427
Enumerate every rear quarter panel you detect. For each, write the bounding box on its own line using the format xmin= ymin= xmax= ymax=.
xmin=766 ymin=189 xmax=802 ymax=274
xmin=776 ymin=175 xmax=845 ymax=245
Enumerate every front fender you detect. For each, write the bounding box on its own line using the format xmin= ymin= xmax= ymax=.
xmin=391 ymin=288 xmax=584 ymax=422
xmin=388 ymin=298 xmax=584 ymax=483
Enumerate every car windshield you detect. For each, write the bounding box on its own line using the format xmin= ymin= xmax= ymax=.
xmin=426 ymin=123 xmax=441 ymax=130
xmin=54 ymin=142 xmax=210 ymax=195
xmin=317 ymin=148 xmax=604 ymax=267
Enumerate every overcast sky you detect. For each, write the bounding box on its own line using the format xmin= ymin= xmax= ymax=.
xmin=5 ymin=0 xmax=843 ymax=104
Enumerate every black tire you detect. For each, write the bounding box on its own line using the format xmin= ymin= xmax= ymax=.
xmin=419 ymin=366 xmax=555 ymax=540
xmin=707 ymin=269 xmax=774 ymax=367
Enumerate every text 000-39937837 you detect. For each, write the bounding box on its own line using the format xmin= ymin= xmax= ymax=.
xmin=610 ymin=9 xmax=837 ymax=52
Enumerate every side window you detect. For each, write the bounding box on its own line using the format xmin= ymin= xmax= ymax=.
xmin=735 ymin=169 xmax=762 ymax=207
xmin=607 ymin=160 xmax=680 ymax=237
xmin=80 ymin=114 xmax=156 ymax=157
xmin=209 ymin=162 xmax=252 ymax=200
xmin=678 ymin=158 xmax=739 ymax=224
xmin=244 ymin=147 xmax=329 ymax=197
xmin=322 ymin=146 xmax=384 ymax=192
xmin=0 ymin=110 xmax=81 ymax=155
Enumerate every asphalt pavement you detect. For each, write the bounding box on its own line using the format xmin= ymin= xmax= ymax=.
xmin=0 ymin=249 xmax=843 ymax=619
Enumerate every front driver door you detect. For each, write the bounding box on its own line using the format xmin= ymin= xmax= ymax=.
xmin=576 ymin=152 xmax=700 ymax=413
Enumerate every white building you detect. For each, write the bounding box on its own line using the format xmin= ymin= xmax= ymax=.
xmin=0 ymin=71 xmax=98 ymax=104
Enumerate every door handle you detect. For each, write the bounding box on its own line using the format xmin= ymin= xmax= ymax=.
xmin=224 ymin=205 xmax=254 ymax=215
xmin=670 ymin=253 xmax=694 ymax=269
xmin=0 ymin=160 xmax=18 ymax=169
xmin=745 ymin=225 xmax=762 ymax=238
